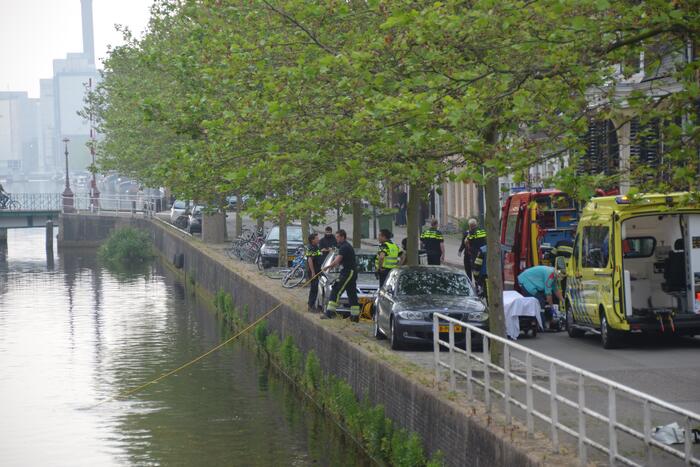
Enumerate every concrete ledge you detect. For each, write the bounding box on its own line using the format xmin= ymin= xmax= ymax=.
xmin=59 ymin=213 xmax=575 ymax=466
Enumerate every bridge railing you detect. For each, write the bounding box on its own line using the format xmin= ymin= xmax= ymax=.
xmin=1 ymin=193 xmax=62 ymax=211
xmin=433 ymin=312 xmax=700 ymax=467
xmin=66 ymin=193 xmax=163 ymax=217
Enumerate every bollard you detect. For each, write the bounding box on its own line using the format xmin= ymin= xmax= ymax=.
xmin=0 ymin=228 xmax=7 ymax=246
xmin=46 ymin=220 xmax=54 ymax=250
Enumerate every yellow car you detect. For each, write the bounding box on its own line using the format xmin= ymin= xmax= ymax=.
xmin=561 ymin=193 xmax=700 ymax=348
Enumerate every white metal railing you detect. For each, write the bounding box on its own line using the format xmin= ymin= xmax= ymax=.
xmin=63 ymin=193 xmax=162 ymax=217
xmin=432 ymin=313 xmax=700 ymax=467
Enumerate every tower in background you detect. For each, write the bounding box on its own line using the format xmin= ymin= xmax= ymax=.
xmin=81 ymin=0 xmax=95 ymax=65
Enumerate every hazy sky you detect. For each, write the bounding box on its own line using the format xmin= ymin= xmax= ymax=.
xmin=0 ymin=0 xmax=153 ymax=98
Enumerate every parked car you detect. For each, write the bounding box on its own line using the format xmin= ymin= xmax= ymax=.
xmin=225 ymin=195 xmax=249 ymax=211
xmin=259 ymin=225 xmax=305 ymax=269
xmin=317 ymin=249 xmax=379 ymax=316
xmin=562 ymin=192 xmax=700 ymax=349
xmin=374 ymin=266 xmax=487 ymax=350
xmin=170 ymin=200 xmax=189 ymax=224
xmin=187 ymin=205 xmax=204 ymax=234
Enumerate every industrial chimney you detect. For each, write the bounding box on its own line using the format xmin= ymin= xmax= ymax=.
xmin=81 ymin=0 xmax=95 ymax=65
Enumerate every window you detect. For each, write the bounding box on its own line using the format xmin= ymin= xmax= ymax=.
xmin=504 ymin=213 xmax=519 ymax=246
xmin=266 ymin=226 xmax=303 ymax=242
xmin=572 ymin=234 xmax=580 ymax=267
xmin=397 ymin=271 xmax=474 ymax=296
xmin=582 ymin=226 xmax=610 ymax=268
xmin=623 ymin=237 xmax=656 ymax=258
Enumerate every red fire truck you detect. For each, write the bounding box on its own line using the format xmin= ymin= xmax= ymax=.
xmin=500 ymin=190 xmax=580 ymax=290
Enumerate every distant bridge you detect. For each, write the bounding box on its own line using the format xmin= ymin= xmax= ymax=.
xmin=0 ymin=193 xmax=62 ymax=229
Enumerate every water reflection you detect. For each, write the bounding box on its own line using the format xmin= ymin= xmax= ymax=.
xmin=0 ymin=229 xmax=369 ymax=466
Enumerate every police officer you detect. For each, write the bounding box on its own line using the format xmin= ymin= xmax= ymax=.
xmin=375 ymin=229 xmax=399 ymax=288
xmin=305 ymin=233 xmax=323 ymax=312
xmin=460 ymin=218 xmax=486 ymax=278
xmin=472 ymin=245 xmax=488 ymax=297
xmin=319 ymin=226 xmax=337 ymax=261
xmin=420 ymin=219 xmax=444 ymax=265
xmin=322 ymin=230 xmax=360 ymax=321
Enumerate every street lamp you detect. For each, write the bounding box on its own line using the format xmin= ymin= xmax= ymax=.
xmin=62 ymin=137 xmax=74 ymax=213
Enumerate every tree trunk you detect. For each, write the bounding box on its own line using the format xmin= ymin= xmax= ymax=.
xmin=301 ymin=214 xmax=310 ymax=245
xmin=336 ymin=202 xmax=342 ymax=232
xmin=235 ymin=190 xmax=243 ymax=238
xmin=485 ymin=179 xmax=505 ymax=365
xmin=278 ymin=211 xmax=288 ymax=268
xmin=202 ymin=210 xmax=226 ymax=244
xmin=352 ymin=199 xmax=362 ymax=249
xmin=406 ymin=183 xmax=422 ymax=266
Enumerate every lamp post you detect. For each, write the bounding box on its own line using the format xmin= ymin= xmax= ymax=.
xmin=62 ymin=137 xmax=74 ymax=213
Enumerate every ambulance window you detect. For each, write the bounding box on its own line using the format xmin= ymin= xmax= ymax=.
xmin=582 ymin=227 xmax=610 ymax=268
xmin=572 ymin=234 xmax=580 ymax=267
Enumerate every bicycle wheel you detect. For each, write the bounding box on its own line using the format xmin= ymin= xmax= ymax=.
xmin=282 ymin=265 xmax=306 ymax=288
xmin=255 ymin=252 xmax=264 ymax=271
xmin=7 ymin=200 xmax=20 ymax=210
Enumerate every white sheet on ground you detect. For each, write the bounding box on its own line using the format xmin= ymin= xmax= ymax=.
xmin=503 ymin=290 xmax=543 ymax=340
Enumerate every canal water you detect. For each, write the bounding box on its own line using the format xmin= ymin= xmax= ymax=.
xmin=0 ymin=229 xmax=369 ymax=466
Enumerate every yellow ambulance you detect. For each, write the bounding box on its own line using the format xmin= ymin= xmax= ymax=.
xmin=561 ymin=192 xmax=700 ymax=348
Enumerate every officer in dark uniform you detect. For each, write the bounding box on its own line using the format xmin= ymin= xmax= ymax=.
xmin=420 ymin=219 xmax=444 ymax=265
xmin=319 ymin=226 xmax=337 ymax=261
xmin=322 ymin=230 xmax=360 ymax=321
xmin=375 ymin=229 xmax=400 ymax=288
xmin=463 ymin=218 xmax=487 ymax=278
xmin=305 ymin=233 xmax=323 ymax=312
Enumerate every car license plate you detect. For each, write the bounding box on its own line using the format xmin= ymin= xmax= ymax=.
xmin=439 ymin=325 xmax=462 ymax=333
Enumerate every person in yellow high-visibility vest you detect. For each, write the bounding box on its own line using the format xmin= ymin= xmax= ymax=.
xmin=375 ymin=229 xmax=400 ymax=288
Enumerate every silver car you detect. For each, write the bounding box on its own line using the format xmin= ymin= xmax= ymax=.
xmin=317 ymin=249 xmax=379 ymax=316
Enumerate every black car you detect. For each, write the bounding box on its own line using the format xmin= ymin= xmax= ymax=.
xmin=373 ymin=266 xmax=488 ymax=350
xmin=258 ymin=225 xmax=305 ymax=269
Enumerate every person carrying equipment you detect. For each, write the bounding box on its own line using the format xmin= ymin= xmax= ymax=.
xmin=322 ymin=230 xmax=360 ymax=321
xmin=375 ymin=229 xmax=400 ymax=288
xmin=420 ymin=219 xmax=444 ymax=265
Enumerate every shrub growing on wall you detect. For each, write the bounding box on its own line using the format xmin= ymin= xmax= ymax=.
xmin=98 ymin=227 xmax=154 ymax=269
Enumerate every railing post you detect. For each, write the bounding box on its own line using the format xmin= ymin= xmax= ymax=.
xmin=685 ymin=415 xmax=692 ymax=465
xmin=550 ymin=362 xmax=559 ymax=453
xmin=466 ymin=327 xmax=473 ymax=400
xmin=608 ymin=386 xmax=617 ymax=465
xmin=483 ymin=334 xmax=491 ymax=412
xmin=433 ymin=313 xmax=440 ymax=385
xmin=526 ymin=352 xmax=534 ymax=435
xmin=448 ymin=321 xmax=456 ymax=391
xmin=643 ymin=400 xmax=651 ymax=465
xmin=578 ymin=373 xmax=587 ymax=466
xmin=504 ymin=344 xmax=511 ymax=424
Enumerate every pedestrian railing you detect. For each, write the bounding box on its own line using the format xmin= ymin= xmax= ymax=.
xmin=65 ymin=193 xmax=161 ymax=217
xmin=432 ymin=313 xmax=700 ymax=467
xmin=1 ymin=193 xmax=62 ymax=211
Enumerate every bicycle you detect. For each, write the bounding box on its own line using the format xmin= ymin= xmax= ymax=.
xmin=281 ymin=246 xmax=307 ymax=288
xmin=0 ymin=195 xmax=20 ymax=210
